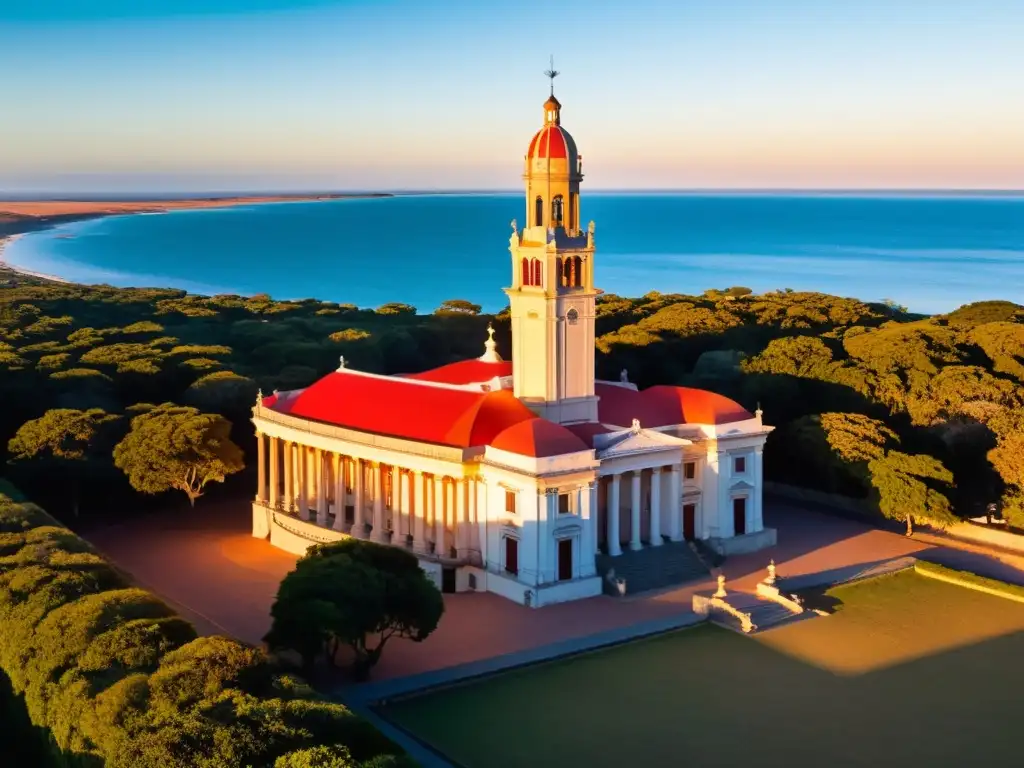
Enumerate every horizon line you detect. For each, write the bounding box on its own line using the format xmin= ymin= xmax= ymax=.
xmin=2 ymin=188 xmax=1023 ymax=202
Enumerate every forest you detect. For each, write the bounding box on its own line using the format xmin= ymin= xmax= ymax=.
xmin=0 ymin=267 xmax=1022 ymax=764
xmin=0 ymin=270 xmax=1018 ymax=529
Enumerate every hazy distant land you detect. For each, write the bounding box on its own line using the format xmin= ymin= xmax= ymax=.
xmin=0 ymin=193 xmax=392 ymax=283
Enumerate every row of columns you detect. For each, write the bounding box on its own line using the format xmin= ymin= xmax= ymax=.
xmin=604 ymin=464 xmax=683 ymax=557
xmin=256 ymin=433 xmax=476 ymax=559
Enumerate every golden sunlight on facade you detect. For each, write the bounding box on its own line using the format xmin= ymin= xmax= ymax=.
xmin=249 ymin=83 xmax=775 ymax=606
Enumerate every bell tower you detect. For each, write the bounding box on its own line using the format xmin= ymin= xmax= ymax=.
xmin=505 ymin=62 xmax=600 ymax=425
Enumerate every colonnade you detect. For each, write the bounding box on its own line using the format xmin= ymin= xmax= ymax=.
xmin=603 ymin=464 xmax=683 ymax=557
xmin=255 ymin=433 xmax=476 ymax=559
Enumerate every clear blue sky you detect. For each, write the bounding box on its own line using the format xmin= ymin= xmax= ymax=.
xmin=1 ymin=0 xmax=1022 ymax=193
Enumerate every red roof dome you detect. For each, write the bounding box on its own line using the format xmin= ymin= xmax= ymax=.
xmin=527 ymin=124 xmax=577 ymax=161
xmin=595 ymin=383 xmax=753 ymax=427
xmin=403 ymin=359 xmax=513 ymax=386
xmin=491 ymin=418 xmax=590 ymax=457
xmin=269 ymin=370 xmax=535 ymax=448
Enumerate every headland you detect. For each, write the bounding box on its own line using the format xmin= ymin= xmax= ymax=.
xmin=0 ymin=193 xmax=391 ymax=284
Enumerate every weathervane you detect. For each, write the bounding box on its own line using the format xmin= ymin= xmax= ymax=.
xmin=543 ymin=55 xmax=560 ymax=95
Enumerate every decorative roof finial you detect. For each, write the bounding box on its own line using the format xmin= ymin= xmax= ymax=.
xmin=338 ymin=355 xmax=347 ymax=371
xmin=631 ymin=418 xmax=641 ymax=434
xmin=544 ymin=55 xmax=560 ymax=96
xmin=755 ymin=401 xmax=763 ymax=421
xmin=256 ymin=388 xmax=263 ymax=405
xmin=479 ymin=323 xmax=504 ymax=363
xmin=510 ymin=218 xmax=517 ymax=235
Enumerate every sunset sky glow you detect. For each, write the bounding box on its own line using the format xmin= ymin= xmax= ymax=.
xmin=2 ymin=0 xmax=1022 ymax=192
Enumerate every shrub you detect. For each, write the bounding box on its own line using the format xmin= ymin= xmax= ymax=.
xmin=0 ymin=490 xmax=403 ymax=767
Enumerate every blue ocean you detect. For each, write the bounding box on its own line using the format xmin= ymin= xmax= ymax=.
xmin=5 ymin=193 xmax=1024 ymax=314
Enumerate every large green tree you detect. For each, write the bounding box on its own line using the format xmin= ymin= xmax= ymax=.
xmin=7 ymin=408 xmax=120 ymax=517
xmin=113 ymin=403 xmax=244 ymax=507
xmin=868 ymin=451 xmax=957 ymax=536
xmin=266 ymin=539 xmax=443 ymax=680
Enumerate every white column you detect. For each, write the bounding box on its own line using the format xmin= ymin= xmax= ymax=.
xmin=352 ymin=458 xmax=365 ymax=536
xmin=718 ymin=450 xmax=732 ymax=537
xmin=649 ymin=467 xmax=662 ymax=546
xmin=584 ymin=481 xmax=599 ymax=575
xmin=607 ymin=474 xmax=622 ymax=556
xmin=315 ymin=449 xmax=328 ymax=526
xmin=414 ymin=471 xmax=428 ymax=554
xmin=282 ymin=441 xmax=294 ymax=512
xmin=669 ymin=464 xmax=683 ymax=541
xmin=268 ymin=437 xmax=279 ymax=508
xmin=333 ymin=454 xmax=346 ymax=531
xmin=434 ymin=477 xmax=446 ymax=556
xmin=371 ymin=463 xmax=387 ymax=542
xmin=753 ymin=446 xmax=765 ymax=532
xmin=456 ymin=478 xmax=469 ymax=558
xmin=297 ymin=447 xmax=309 ymax=520
xmin=255 ymin=433 xmax=267 ymax=503
xmin=399 ymin=469 xmax=411 ymax=546
xmin=630 ymin=470 xmax=642 ymax=551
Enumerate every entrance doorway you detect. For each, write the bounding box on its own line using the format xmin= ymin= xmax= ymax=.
xmin=504 ymin=536 xmax=519 ymax=576
xmin=733 ymin=497 xmax=747 ymax=536
xmin=557 ymin=538 xmax=573 ymax=581
xmin=683 ymin=504 xmax=696 ymax=541
xmin=441 ymin=566 xmax=456 ymax=594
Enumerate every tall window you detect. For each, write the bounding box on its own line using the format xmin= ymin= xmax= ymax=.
xmin=734 ymin=456 xmax=746 ymax=474
xmin=573 ymin=256 xmax=583 ymax=287
xmin=531 ymin=258 xmax=542 ymax=286
xmin=684 ymin=462 xmax=696 ymax=480
xmin=551 ymin=195 xmax=564 ymax=226
xmin=521 ymin=257 xmax=531 ymax=286
xmin=535 ymin=196 xmax=544 ymax=227
xmin=505 ymin=490 xmax=517 ymax=515
xmin=558 ymin=493 xmax=571 ymax=514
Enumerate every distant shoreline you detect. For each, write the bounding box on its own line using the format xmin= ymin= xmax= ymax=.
xmin=0 ymin=193 xmax=392 ymax=285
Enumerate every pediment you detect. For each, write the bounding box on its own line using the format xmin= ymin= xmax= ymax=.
xmin=729 ymin=480 xmax=755 ymax=491
xmin=595 ymin=423 xmax=690 ymax=459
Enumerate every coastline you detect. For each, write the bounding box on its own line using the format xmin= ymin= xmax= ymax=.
xmin=0 ymin=193 xmax=390 ymax=286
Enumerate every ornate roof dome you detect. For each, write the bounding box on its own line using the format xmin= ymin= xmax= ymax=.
xmin=527 ymin=91 xmax=578 ymax=162
xmin=527 ymin=124 xmax=578 ymax=161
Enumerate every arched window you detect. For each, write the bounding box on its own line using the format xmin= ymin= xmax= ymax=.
xmin=566 ymin=308 xmax=579 ymax=325
xmin=521 ymin=257 xmax=531 ymax=286
xmin=551 ymin=195 xmax=564 ymax=227
xmin=531 ymin=258 xmax=542 ymax=286
xmin=563 ymin=257 xmax=573 ymax=287
xmin=573 ymin=256 xmax=583 ymax=287
xmin=555 ymin=257 xmax=563 ymax=286
xmin=535 ymin=196 xmax=544 ymax=227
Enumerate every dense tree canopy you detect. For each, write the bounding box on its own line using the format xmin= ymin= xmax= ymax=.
xmin=266 ymin=539 xmax=444 ymax=680
xmin=113 ymin=404 xmax=244 ymax=506
xmin=0 ymin=488 xmax=404 ymax=766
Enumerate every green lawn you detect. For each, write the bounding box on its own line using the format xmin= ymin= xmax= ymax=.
xmin=383 ymin=571 xmax=1024 ymax=768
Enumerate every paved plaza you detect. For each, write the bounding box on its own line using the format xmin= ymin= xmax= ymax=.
xmin=83 ymin=495 xmax=1024 ymax=682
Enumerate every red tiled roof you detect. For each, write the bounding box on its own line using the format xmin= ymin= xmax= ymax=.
xmin=527 ymin=125 xmax=577 ymax=160
xmin=403 ymin=359 xmax=513 ymax=385
xmin=268 ymin=370 xmax=535 ymax=448
xmin=491 ymin=418 xmax=590 ymax=458
xmin=595 ymin=383 xmax=752 ymax=427
xmin=564 ymin=421 xmax=615 ymax=447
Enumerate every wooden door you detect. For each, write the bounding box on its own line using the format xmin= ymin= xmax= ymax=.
xmin=733 ymin=497 xmax=747 ymax=536
xmin=504 ymin=536 xmax=519 ymax=576
xmin=683 ymin=504 xmax=696 ymax=541
xmin=557 ymin=538 xmax=573 ymax=581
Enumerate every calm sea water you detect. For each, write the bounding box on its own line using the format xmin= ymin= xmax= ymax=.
xmin=5 ymin=193 xmax=1024 ymax=314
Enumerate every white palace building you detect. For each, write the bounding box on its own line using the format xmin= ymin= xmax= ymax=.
xmin=250 ymin=87 xmax=775 ymax=607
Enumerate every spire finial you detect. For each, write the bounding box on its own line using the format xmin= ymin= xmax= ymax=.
xmin=544 ymin=55 xmax=559 ymax=96
xmin=479 ymin=323 xmax=503 ymax=363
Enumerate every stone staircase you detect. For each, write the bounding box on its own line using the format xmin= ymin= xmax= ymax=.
xmin=694 ymin=590 xmax=809 ymax=634
xmin=596 ymin=539 xmax=710 ymax=596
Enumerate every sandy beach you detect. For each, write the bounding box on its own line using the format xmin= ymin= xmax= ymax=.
xmin=0 ymin=193 xmax=387 ymax=285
